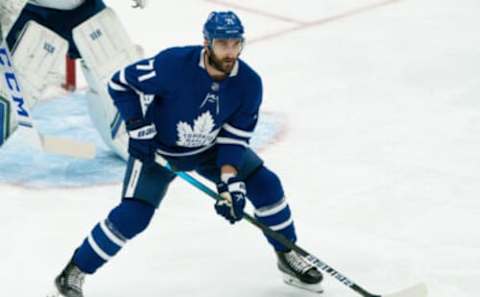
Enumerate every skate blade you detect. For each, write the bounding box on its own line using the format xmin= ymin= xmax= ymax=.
xmin=282 ymin=273 xmax=324 ymax=294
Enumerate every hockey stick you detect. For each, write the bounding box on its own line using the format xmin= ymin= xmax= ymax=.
xmin=154 ymin=154 xmax=427 ymax=297
xmin=0 ymin=42 xmax=96 ymax=159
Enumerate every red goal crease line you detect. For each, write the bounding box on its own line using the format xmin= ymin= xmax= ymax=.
xmin=204 ymin=0 xmax=403 ymax=44
xmin=204 ymin=0 xmax=307 ymax=24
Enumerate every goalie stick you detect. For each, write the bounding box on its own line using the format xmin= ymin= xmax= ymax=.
xmin=154 ymin=154 xmax=428 ymax=297
xmin=0 ymin=41 xmax=96 ymax=159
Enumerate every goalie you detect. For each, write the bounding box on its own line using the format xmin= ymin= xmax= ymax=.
xmin=4 ymin=0 xmax=148 ymax=159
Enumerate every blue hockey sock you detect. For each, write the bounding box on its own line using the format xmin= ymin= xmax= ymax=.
xmin=73 ymin=199 xmax=155 ymax=274
xmin=246 ymin=166 xmax=297 ymax=252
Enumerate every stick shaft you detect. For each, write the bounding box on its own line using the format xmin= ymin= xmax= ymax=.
xmin=158 ymin=159 xmax=379 ymax=297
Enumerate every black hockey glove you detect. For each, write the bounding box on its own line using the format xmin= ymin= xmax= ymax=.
xmin=126 ymin=119 xmax=157 ymax=164
xmin=215 ymin=176 xmax=246 ymax=224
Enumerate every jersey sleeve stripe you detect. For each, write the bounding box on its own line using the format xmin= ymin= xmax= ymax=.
xmin=216 ymin=137 xmax=249 ymax=147
xmin=108 ymin=80 xmax=127 ymax=92
xmin=119 ymin=69 xmax=128 ymax=85
xmin=223 ymin=123 xmax=254 ymax=138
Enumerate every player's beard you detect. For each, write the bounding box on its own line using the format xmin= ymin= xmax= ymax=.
xmin=208 ymin=50 xmax=237 ymax=75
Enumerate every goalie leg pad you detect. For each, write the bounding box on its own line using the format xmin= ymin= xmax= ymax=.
xmin=10 ymin=20 xmax=68 ymax=106
xmin=73 ymin=7 xmax=143 ymax=84
xmin=1 ymin=41 xmax=95 ymax=158
xmin=74 ymin=7 xmax=144 ymax=160
xmin=0 ymin=0 xmax=28 ymax=40
xmin=0 ymin=89 xmax=15 ymax=146
xmin=6 ymin=1 xmax=106 ymax=58
xmin=82 ymin=66 xmax=128 ymax=160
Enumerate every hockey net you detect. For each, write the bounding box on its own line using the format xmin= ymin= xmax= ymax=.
xmin=64 ymin=56 xmax=77 ymax=91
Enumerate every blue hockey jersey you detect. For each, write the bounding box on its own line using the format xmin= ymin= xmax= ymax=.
xmin=108 ymin=46 xmax=263 ymax=169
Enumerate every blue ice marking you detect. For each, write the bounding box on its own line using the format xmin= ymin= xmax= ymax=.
xmin=0 ymin=92 xmax=284 ymax=188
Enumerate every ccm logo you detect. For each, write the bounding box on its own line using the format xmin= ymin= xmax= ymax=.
xmin=0 ymin=47 xmax=29 ymax=117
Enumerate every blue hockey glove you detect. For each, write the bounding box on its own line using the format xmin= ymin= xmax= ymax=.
xmin=126 ymin=119 xmax=157 ymax=164
xmin=215 ymin=176 xmax=246 ymax=224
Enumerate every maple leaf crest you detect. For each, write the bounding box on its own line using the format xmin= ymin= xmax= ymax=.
xmin=176 ymin=111 xmax=219 ymax=147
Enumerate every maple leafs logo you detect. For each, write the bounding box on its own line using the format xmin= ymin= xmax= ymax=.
xmin=176 ymin=111 xmax=219 ymax=147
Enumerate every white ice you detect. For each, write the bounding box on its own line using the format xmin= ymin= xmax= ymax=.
xmin=1 ymin=0 xmax=479 ymax=296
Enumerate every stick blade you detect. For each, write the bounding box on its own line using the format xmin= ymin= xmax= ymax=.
xmin=41 ymin=136 xmax=96 ymax=159
xmin=383 ymin=283 xmax=428 ymax=297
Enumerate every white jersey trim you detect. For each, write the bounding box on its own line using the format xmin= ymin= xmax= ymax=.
xmin=216 ymin=137 xmax=248 ymax=147
xmin=156 ymin=142 xmax=215 ymax=157
xmin=223 ymin=123 xmax=253 ymax=138
xmin=108 ymin=81 xmax=127 ymax=92
xmin=270 ymin=217 xmax=294 ymax=231
xmin=125 ymin=159 xmax=142 ymax=198
xmin=87 ymin=233 xmax=112 ymax=261
xmin=255 ymin=197 xmax=288 ymax=217
xmin=119 ymin=69 xmax=127 ymax=85
xmin=100 ymin=220 xmax=126 ymax=248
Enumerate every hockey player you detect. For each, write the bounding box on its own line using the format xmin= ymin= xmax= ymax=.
xmin=5 ymin=0 xmax=148 ymax=159
xmin=48 ymin=11 xmax=323 ymax=297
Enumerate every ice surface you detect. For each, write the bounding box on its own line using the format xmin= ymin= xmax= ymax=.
xmin=1 ymin=0 xmax=479 ymax=296
xmin=0 ymin=93 xmax=284 ymax=187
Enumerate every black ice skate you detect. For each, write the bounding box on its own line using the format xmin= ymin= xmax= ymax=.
xmin=277 ymin=250 xmax=324 ymax=294
xmin=47 ymin=259 xmax=86 ymax=297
